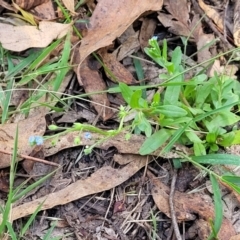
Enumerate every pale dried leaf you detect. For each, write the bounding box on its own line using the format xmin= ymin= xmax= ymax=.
xmin=99 ymin=49 xmax=137 ymax=84
xmin=0 ymin=21 xmax=72 ymax=51
xmin=77 ymin=0 xmax=163 ymax=67
xmin=0 ymin=114 xmax=46 ymax=168
xmin=62 ymin=0 xmax=77 ymax=15
xmin=15 ymin=0 xmax=49 ymax=10
xmin=79 ymin=58 xmax=114 ymax=121
xmin=148 ymin=171 xmax=236 ymax=239
xmin=139 ymin=18 xmax=157 ymax=50
xmin=42 ymin=131 xmax=192 ymax=158
xmin=113 ymin=30 xmax=140 ymax=61
xmin=10 ymin=155 xmax=148 ymax=220
xmin=199 ymin=0 xmax=223 ymax=31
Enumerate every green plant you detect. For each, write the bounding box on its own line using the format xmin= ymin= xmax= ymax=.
xmin=0 ymin=128 xmax=60 ymax=239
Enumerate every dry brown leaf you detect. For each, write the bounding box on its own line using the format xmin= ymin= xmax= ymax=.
xmin=112 ymin=29 xmax=140 ymax=61
xmin=10 ymin=155 xmax=147 ymax=220
xmin=230 ymin=234 xmax=240 ymax=240
xmin=79 ymin=58 xmax=114 ymax=121
xmin=148 ymin=171 xmax=236 ymax=240
xmin=233 ymin=0 xmax=240 ymax=46
xmin=32 ymin=1 xmax=55 ymax=20
xmin=139 ymin=18 xmax=157 ymax=50
xmin=98 ymin=48 xmax=137 ymax=84
xmin=0 ymin=114 xmax=46 ymax=169
xmin=15 ymin=0 xmax=49 ymax=10
xmin=42 ymin=131 xmax=192 ymax=158
xmin=158 ymin=0 xmax=191 ymax=37
xmin=77 ymin=0 xmax=163 ymax=69
xmin=198 ymin=0 xmax=224 ymax=31
xmin=62 ymin=0 xmax=77 ymax=15
xmin=0 ymin=21 xmax=72 ymax=51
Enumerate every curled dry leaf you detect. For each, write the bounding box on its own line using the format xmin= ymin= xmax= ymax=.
xmin=10 ymin=155 xmax=148 ymax=220
xmin=0 ymin=114 xmax=46 ymax=169
xmin=62 ymin=0 xmax=77 ymax=15
xmin=139 ymin=18 xmax=157 ymax=50
xmin=15 ymin=0 xmax=49 ymax=10
xmin=98 ymin=48 xmax=137 ymax=84
xmin=42 ymin=131 xmax=192 ymax=158
xmin=77 ymin=0 xmax=163 ymax=70
xmin=148 ymin=171 xmax=236 ymax=240
xmin=79 ymin=58 xmax=114 ymax=121
xmin=0 ymin=21 xmax=72 ymax=52
xmin=198 ymin=0 xmax=224 ymax=31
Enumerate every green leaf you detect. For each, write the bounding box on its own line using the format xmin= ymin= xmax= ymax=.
xmin=185 ymin=131 xmax=202 ymax=143
xmin=209 ymin=111 xmax=240 ymax=128
xmin=192 ymin=154 xmax=240 ymax=166
xmin=130 ymin=90 xmax=142 ymax=108
xmin=232 ymin=130 xmax=240 ymax=144
xmin=139 ymin=129 xmax=171 ymax=155
xmin=209 ymin=174 xmax=223 ymax=238
xmin=163 ymin=73 xmax=182 ymax=105
xmin=119 ymin=82 xmax=133 ymax=104
xmin=218 ymin=132 xmax=235 ymax=147
xmin=193 ymin=142 xmax=206 ymax=156
xmin=171 ymin=46 xmax=182 ymax=70
xmin=153 ymin=105 xmax=187 ymax=117
xmin=222 ymin=175 xmax=240 ymax=186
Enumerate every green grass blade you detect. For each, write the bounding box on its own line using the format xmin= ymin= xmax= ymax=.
xmin=1 ymin=78 xmax=14 ymax=123
xmin=6 ymin=222 xmax=17 ymax=240
xmin=0 ymin=127 xmax=18 ymax=235
xmin=20 ymin=201 xmax=45 ymax=237
xmin=209 ymin=174 xmax=223 ymax=238
xmin=12 ymin=168 xmax=58 ymax=202
xmin=53 ymin=33 xmax=71 ymax=91
xmin=192 ymin=154 xmax=240 ymax=165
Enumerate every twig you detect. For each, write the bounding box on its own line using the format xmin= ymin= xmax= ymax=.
xmin=169 ymin=169 xmax=182 ymax=240
xmin=0 ymin=149 xmax=60 ymax=167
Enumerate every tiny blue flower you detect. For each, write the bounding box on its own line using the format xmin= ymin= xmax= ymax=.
xmin=151 ymin=36 xmax=158 ymax=41
xmin=35 ymin=136 xmax=44 ymax=145
xmin=28 ymin=136 xmax=44 ymax=146
xmin=84 ymin=132 xmax=91 ymax=139
xmin=29 ymin=136 xmax=35 ymax=145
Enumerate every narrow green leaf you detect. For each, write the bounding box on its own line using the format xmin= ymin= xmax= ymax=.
xmin=163 ymin=74 xmax=182 ymax=105
xmin=130 ymin=90 xmax=142 ymax=108
xmin=192 ymin=154 xmax=240 ymax=166
xmin=154 ymin=105 xmax=187 ymax=117
xmin=139 ymin=129 xmax=171 ymax=155
xmin=222 ymin=175 xmax=240 ymax=186
xmin=209 ymin=174 xmax=223 ymax=239
xmin=193 ymin=142 xmax=206 ymax=156
xmin=119 ymin=82 xmax=133 ymax=104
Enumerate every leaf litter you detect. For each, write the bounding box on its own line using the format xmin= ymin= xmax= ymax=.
xmin=0 ymin=0 xmax=240 ymax=239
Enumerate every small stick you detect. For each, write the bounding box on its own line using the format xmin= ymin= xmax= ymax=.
xmin=169 ymin=169 xmax=182 ymax=240
xmin=0 ymin=149 xmax=60 ymax=167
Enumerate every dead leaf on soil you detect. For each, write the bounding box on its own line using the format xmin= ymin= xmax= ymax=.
xmin=77 ymin=0 xmax=163 ymax=69
xmin=62 ymin=0 xmax=77 ymax=15
xmin=15 ymin=0 xmax=49 ymax=10
xmin=79 ymin=57 xmax=115 ymax=121
xmin=139 ymin=18 xmax=157 ymax=50
xmin=42 ymin=131 xmax=192 ymax=158
xmin=0 ymin=114 xmax=46 ymax=169
xmin=148 ymin=171 xmax=236 ymax=240
xmin=98 ymin=48 xmax=137 ymax=84
xmin=10 ymin=155 xmax=148 ymax=220
xmin=198 ymin=0 xmax=223 ymax=31
xmin=0 ymin=21 xmax=72 ymax=51
xmin=158 ymin=0 xmax=192 ymax=38
xmin=32 ymin=1 xmax=55 ymax=20
xmin=112 ymin=27 xmax=140 ymax=61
